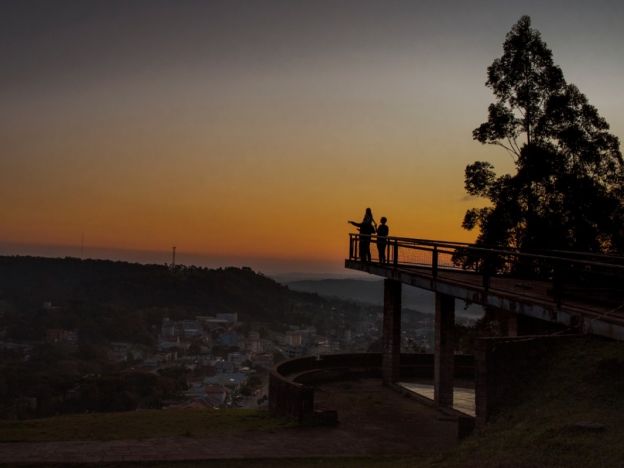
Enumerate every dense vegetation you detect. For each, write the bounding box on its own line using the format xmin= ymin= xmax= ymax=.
xmin=0 ymin=255 xmax=366 ymax=344
xmin=464 ymin=16 xmax=623 ymax=255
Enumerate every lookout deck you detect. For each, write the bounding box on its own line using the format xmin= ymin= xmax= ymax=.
xmin=269 ymin=236 xmax=624 ymax=429
xmin=345 ymin=235 xmax=624 ymax=340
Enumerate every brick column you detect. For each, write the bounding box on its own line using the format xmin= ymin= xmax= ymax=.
xmin=506 ymin=311 xmax=519 ymax=337
xmin=382 ymin=279 xmax=401 ymax=384
xmin=497 ymin=309 xmax=518 ymax=337
xmin=474 ymin=338 xmax=491 ymax=427
xmin=434 ymin=292 xmax=455 ymax=407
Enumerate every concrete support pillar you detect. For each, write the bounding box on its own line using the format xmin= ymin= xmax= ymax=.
xmin=382 ymin=279 xmax=402 ymax=384
xmin=434 ymin=292 xmax=455 ymax=407
xmin=505 ymin=312 xmax=518 ymax=337
xmin=501 ymin=309 xmax=518 ymax=337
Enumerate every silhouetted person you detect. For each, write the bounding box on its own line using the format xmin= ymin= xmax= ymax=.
xmin=349 ymin=208 xmax=376 ymax=262
xmin=376 ymin=217 xmax=389 ymax=263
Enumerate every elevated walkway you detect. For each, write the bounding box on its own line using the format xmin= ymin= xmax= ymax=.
xmin=346 ymin=235 xmax=624 ymax=340
xmin=342 ymin=235 xmax=624 ymax=425
xmin=270 ymin=236 xmax=624 ymax=431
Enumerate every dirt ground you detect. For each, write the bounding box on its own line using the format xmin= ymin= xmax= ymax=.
xmin=0 ymin=379 xmax=459 ymax=464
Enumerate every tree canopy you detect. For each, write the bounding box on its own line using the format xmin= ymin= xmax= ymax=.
xmin=464 ymin=16 xmax=624 ymax=255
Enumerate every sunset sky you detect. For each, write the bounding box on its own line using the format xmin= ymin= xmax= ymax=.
xmin=2 ymin=0 xmax=623 ymax=274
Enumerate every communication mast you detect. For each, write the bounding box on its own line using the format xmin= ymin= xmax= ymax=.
xmin=171 ymin=246 xmax=176 ymax=269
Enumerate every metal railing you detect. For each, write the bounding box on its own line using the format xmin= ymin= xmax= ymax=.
xmin=348 ymin=233 xmax=624 ymax=309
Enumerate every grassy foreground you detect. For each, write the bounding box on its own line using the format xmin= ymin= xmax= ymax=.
xmin=0 ymin=408 xmax=293 ymax=442
xmin=428 ymin=336 xmax=624 ymax=468
xmin=2 ymin=459 xmax=421 ymax=468
xmin=3 ymin=337 xmax=624 ymax=467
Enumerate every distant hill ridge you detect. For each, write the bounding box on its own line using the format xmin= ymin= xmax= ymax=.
xmin=0 ymin=255 xmax=293 ymax=317
xmin=287 ymin=279 xmax=484 ymax=319
xmin=0 ymin=255 xmax=366 ymax=344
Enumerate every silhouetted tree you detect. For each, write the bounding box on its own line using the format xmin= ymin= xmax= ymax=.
xmin=464 ymin=16 xmax=624 ymax=258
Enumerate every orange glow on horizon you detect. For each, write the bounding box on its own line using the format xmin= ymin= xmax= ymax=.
xmin=3 ymin=3 xmax=620 ymax=272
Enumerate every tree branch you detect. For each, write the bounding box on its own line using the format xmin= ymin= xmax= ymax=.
xmin=492 ymin=141 xmax=519 ymax=161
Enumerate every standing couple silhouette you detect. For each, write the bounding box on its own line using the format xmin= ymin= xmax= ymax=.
xmin=348 ymin=208 xmax=389 ymax=263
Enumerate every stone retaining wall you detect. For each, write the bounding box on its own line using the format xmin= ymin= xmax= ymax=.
xmin=269 ymin=353 xmax=474 ymax=422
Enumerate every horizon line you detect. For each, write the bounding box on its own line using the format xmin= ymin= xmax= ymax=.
xmin=0 ymin=240 xmax=355 ymax=276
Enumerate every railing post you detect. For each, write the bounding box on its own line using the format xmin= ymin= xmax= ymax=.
xmin=552 ymin=261 xmax=563 ymax=308
xmin=393 ymin=239 xmax=399 ymax=266
xmin=432 ymin=246 xmax=438 ymax=280
xmin=349 ymin=234 xmax=354 ymax=260
xmin=482 ymin=253 xmax=491 ymax=291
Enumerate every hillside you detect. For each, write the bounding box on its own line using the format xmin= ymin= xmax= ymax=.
xmin=1 ymin=256 xmax=301 ymax=320
xmin=0 ymin=256 xmax=369 ymax=344
xmin=428 ymin=336 xmax=624 ymax=467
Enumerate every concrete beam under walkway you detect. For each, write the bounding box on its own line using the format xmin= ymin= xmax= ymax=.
xmin=344 ymin=259 xmax=624 ymax=341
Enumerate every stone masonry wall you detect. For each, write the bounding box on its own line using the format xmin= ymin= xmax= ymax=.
xmin=269 ymin=353 xmax=475 ymax=422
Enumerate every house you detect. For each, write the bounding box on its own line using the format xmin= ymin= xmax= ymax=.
xmin=204 ymin=384 xmax=228 ymax=406
xmin=46 ymin=329 xmax=78 ymax=345
xmin=227 ymin=352 xmax=246 ymax=369
xmin=161 ymin=318 xmax=178 ymax=337
xmin=181 ymin=320 xmax=203 ymax=338
xmin=214 ymin=358 xmax=234 ymax=374
xmin=246 ymin=332 xmax=263 ymax=353
xmin=252 ymin=352 xmax=274 ymax=370
xmin=218 ymin=331 xmax=239 ymax=347
xmin=216 ymin=312 xmax=238 ymax=324
xmin=203 ymin=372 xmax=247 ymax=390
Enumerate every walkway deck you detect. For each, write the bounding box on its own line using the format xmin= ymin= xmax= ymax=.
xmin=345 ymin=237 xmax=624 ymax=341
xmin=345 ymin=234 xmax=624 ymax=340
xmin=398 ymin=381 xmax=475 ymax=417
